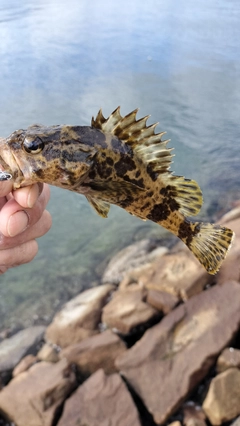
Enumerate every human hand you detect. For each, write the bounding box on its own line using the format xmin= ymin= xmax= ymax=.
xmin=0 ymin=182 xmax=52 ymax=274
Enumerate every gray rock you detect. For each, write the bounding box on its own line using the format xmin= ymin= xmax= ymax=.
xmin=0 ymin=326 xmax=45 ymax=373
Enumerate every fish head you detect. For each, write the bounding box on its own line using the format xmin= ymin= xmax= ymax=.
xmin=0 ymin=125 xmax=97 ymax=190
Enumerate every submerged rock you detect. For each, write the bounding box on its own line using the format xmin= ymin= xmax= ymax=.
xmin=115 ymin=281 xmax=240 ymax=425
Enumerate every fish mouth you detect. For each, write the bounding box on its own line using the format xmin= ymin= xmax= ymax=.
xmin=0 ymin=138 xmax=24 ymax=188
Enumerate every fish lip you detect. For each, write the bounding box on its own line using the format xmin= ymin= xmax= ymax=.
xmin=0 ymin=139 xmax=24 ymax=188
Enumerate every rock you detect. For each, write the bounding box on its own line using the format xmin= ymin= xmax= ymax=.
xmin=185 ymin=420 xmax=207 ymax=426
xmin=58 ymin=368 xmax=141 ymax=426
xmin=216 ymin=347 xmax=240 ymax=373
xmin=12 ymin=355 xmax=37 ymax=377
xmin=146 ymin=289 xmax=179 ymax=314
xmin=115 ymin=282 xmax=240 ymax=425
xmin=0 ymin=326 xmax=45 ymax=376
xmin=46 ymin=284 xmax=114 ymax=348
xmin=183 ymin=402 xmax=206 ymax=426
xmin=61 ymin=329 xmax=126 ymax=376
xmin=0 ymin=359 xmax=76 ymax=426
xmin=37 ymin=342 xmax=59 ymax=363
xmin=216 ymin=233 xmax=240 ymax=284
xmin=232 ymin=416 xmax=240 ymax=426
xmin=102 ymin=238 xmax=169 ymax=284
xmin=203 ymin=367 xmax=240 ymax=425
xmin=168 ymin=420 xmax=182 ymax=426
xmin=168 ymin=422 xmax=182 ymax=426
xmin=120 ymin=250 xmax=213 ymax=301
xmin=218 ymin=209 xmax=240 ymax=226
xmin=102 ymin=286 xmax=159 ymax=334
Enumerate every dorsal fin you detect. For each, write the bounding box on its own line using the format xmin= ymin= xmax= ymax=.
xmin=92 ymin=107 xmax=203 ymax=216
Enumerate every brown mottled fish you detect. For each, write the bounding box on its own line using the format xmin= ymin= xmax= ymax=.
xmin=0 ymin=107 xmax=234 ymax=274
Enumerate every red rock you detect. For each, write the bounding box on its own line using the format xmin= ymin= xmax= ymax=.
xmin=203 ymin=367 xmax=240 ymax=425
xmin=61 ymin=329 xmax=126 ymax=375
xmin=116 ymin=282 xmax=240 ymax=425
xmin=102 ymin=286 xmax=158 ymax=334
xmin=123 ymin=250 xmax=213 ymax=301
xmin=217 ymin=347 xmax=240 ymax=373
xmin=58 ymin=369 xmax=141 ymax=426
xmin=37 ymin=342 xmax=59 ymax=363
xmin=12 ymin=354 xmax=37 ymax=377
xmin=146 ymin=289 xmax=178 ymax=314
xmin=102 ymin=238 xmax=168 ymax=284
xmin=0 ymin=359 xmax=76 ymax=426
xmin=183 ymin=402 xmax=206 ymax=426
xmin=46 ymin=284 xmax=114 ymax=348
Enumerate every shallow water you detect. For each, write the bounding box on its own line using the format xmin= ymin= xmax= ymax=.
xmin=0 ymin=0 xmax=239 ymax=328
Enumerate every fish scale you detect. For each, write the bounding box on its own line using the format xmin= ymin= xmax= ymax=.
xmin=0 ymin=108 xmax=234 ymax=274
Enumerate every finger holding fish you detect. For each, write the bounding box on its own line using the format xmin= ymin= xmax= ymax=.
xmin=0 ymin=183 xmax=51 ymax=237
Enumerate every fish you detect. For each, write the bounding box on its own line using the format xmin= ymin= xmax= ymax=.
xmin=0 ymin=107 xmax=234 ymax=274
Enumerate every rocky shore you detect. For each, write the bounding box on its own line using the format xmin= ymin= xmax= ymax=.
xmin=1 ymin=204 xmax=240 ymax=426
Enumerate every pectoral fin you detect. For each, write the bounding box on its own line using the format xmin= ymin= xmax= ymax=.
xmin=86 ymin=195 xmax=110 ymax=218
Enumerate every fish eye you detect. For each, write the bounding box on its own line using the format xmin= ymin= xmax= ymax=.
xmin=23 ymin=137 xmax=44 ymax=154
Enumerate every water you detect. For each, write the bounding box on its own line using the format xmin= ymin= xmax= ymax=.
xmin=0 ymin=0 xmax=240 ymax=329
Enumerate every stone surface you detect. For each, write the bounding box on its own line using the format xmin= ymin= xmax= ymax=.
xmin=102 ymin=238 xmax=169 ymax=284
xmin=102 ymin=286 xmax=159 ymax=334
xmin=46 ymin=284 xmax=114 ymax=348
xmin=116 ymin=282 xmax=240 ymax=425
xmin=216 ymin=230 xmax=240 ymax=284
xmin=183 ymin=402 xmax=206 ymax=426
xmin=0 ymin=326 xmax=45 ymax=373
xmin=219 ymin=210 xmax=240 ymax=226
xmin=147 ymin=289 xmax=178 ymax=314
xmin=121 ymin=250 xmax=213 ymax=301
xmin=12 ymin=354 xmax=37 ymax=377
xmin=0 ymin=359 xmax=76 ymax=426
xmin=203 ymin=367 xmax=240 ymax=425
xmin=168 ymin=422 xmax=182 ymax=426
xmin=58 ymin=368 xmax=141 ymax=426
xmin=37 ymin=342 xmax=59 ymax=363
xmin=61 ymin=329 xmax=126 ymax=376
xmin=217 ymin=347 xmax=240 ymax=373
xmin=185 ymin=419 xmax=207 ymax=426
xmin=232 ymin=416 xmax=240 ymax=426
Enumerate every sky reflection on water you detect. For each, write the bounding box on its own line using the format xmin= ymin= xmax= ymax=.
xmin=0 ymin=0 xmax=239 ymax=327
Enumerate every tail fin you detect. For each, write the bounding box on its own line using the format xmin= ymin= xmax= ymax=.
xmin=188 ymin=223 xmax=234 ymax=274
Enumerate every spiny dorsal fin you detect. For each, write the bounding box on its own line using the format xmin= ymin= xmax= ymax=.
xmin=92 ymin=107 xmax=172 ymax=170
xmin=85 ymin=195 xmax=110 ymax=218
xmin=92 ymin=108 xmax=202 ymax=216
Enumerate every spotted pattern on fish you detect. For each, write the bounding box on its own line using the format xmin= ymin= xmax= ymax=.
xmin=0 ymin=107 xmax=234 ymax=274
